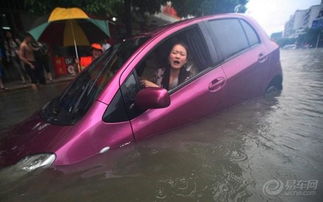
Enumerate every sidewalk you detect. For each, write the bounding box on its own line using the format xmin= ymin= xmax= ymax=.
xmin=0 ymin=75 xmax=75 ymax=92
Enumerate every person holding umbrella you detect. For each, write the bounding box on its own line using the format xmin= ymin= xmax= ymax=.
xmin=19 ymin=33 xmax=46 ymax=88
xmin=77 ymin=43 xmax=103 ymax=71
xmin=28 ymin=7 xmax=110 ymax=74
xmin=0 ymin=47 xmax=7 ymax=90
xmin=91 ymin=43 xmax=103 ymax=60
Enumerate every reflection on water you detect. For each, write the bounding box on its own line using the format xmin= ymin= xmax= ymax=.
xmin=0 ymin=49 xmax=323 ymax=201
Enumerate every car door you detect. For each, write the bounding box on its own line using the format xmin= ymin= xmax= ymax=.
xmin=206 ymin=18 xmax=269 ymax=106
xmin=87 ymin=40 xmax=150 ymax=153
xmin=119 ymin=24 xmax=227 ymax=141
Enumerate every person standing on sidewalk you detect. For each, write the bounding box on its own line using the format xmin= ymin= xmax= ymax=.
xmin=76 ymin=43 xmax=103 ymax=71
xmin=4 ymin=31 xmax=28 ymax=83
xmin=40 ymin=43 xmax=53 ymax=81
xmin=102 ymin=38 xmax=111 ymax=52
xmin=18 ymin=33 xmax=46 ymax=89
xmin=0 ymin=47 xmax=7 ymax=90
xmin=34 ymin=42 xmax=53 ymax=81
xmin=91 ymin=43 xmax=103 ymax=60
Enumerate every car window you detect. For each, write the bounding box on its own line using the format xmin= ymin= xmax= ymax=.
xmin=104 ymin=25 xmax=212 ymax=122
xmin=207 ymin=18 xmax=249 ymax=59
xmin=240 ymin=20 xmax=260 ymax=46
xmin=136 ymin=25 xmax=211 ymax=92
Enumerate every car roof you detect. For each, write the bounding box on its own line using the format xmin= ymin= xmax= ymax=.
xmin=132 ymin=13 xmax=269 ymax=47
xmin=137 ymin=13 xmax=249 ymax=38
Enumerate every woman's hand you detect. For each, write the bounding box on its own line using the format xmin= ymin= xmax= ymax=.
xmin=140 ymin=80 xmax=160 ymax=88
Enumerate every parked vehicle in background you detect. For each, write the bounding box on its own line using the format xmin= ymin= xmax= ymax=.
xmin=282 ymin=44 xmax=297 ymax=49
xmin=0 ymin=14 xmax=283 ymax=171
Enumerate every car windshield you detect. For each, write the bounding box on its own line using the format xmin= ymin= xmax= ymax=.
xmin=41 ymin=37 xmax=149 ymax=125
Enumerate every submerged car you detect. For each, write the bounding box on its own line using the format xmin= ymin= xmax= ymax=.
xmin=0 ymin=14 xmax=282 ymax=171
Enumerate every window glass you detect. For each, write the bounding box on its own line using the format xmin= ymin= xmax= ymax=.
xmin=103 ymin=89 xmax=128 ymax=122
xmin=41 ymin=37 xmax=149 ymax=125
xmin=208 ymin=19 xmax=249 ymax=58
xmin=136 ymin=26 xmax=210 ymax=92
xmin=103 ymin=73 xmax=142 ymax=122
xmin=120 ymin=73 xmax=142 ymax=119
xmin=240 ymin=20 xmax=260 ymax=46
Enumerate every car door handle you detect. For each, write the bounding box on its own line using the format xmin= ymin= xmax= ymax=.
xmin=208 ymin=77 xmax=225 ymax=92
xmin=258 ymin=53 xmax=268 ymax=63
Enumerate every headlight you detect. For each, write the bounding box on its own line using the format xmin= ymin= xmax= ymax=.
xmin=15 ymin=154 xmax=56 ymax=172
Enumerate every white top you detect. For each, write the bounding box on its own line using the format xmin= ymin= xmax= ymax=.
xmin=169 ymin=77 xmax=179 ymax=89
xmin=102 ymin=43 xmax=111 ymax=51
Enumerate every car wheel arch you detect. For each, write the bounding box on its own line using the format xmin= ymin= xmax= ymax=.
xmin=264 ymin=75 xmax=283 ymax=97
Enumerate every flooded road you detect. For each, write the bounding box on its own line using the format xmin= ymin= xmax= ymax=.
xmin=0 ymin=49 xmax=323 ymax=201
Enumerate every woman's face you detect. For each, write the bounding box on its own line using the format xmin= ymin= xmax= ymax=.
xmin=168 ymin=44 xmax=187 ymax=70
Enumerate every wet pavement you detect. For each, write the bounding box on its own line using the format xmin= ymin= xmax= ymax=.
xmin=0 ymin=49 xmax=323 ymax=201
xmin=0 ymin=82 xmax=69 ymax=134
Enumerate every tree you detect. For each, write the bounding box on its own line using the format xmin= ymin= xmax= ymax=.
xmin=23 ymin=0 xmax=122 ymax=17
xmin=172 ymin=0 xmax=248 ymax=17
xmin=24 ymin=0 xmax=168 ymax=36
xmin=23 ymin=0 xmax=248 ymax=36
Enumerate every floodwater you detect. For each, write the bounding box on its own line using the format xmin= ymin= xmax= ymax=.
xmin=0 ymin=49 xmax=323 ymax=202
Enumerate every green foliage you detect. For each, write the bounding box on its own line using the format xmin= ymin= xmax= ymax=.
xmin=172 ymin=0 xmax=248 ymax=17
xmin=24 ymin=0 xmax=248 ymax=36
xmin=133 ymin=0 xmax=168 ymax=14
xmin=24 ymin=0 xmax=248 ymax=17
xmin=24 ymin=0 xmax=121 ymax=16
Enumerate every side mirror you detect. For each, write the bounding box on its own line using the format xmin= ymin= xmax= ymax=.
xmin=135 ymin=87 xmax=170 ymax=111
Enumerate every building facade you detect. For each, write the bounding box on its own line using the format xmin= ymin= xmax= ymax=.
xmin=284 ymin=3 xmax=323 ymax=38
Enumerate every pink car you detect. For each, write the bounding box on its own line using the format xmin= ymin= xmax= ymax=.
xmin=0 ymin=14 xmax=282 ymax=171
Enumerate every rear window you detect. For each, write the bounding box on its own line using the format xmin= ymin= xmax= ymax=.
xmin=207 ymin=18 xmax=249 ymax=59
xmin=240 ymin=20 xmax=260 ymax=46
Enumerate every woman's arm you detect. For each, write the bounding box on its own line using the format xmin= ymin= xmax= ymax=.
xmin=140 ymin=67 xmax=166 ymax=88
xmin=140 ymin=79 xmax=160 ymax=88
